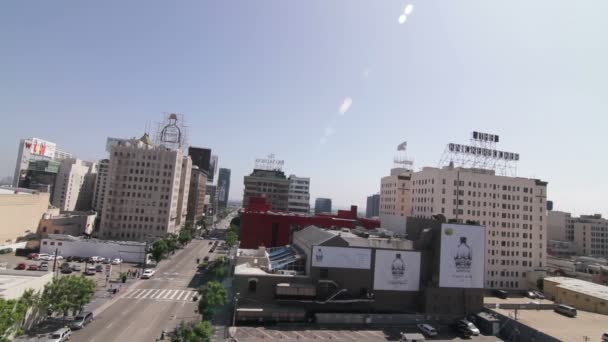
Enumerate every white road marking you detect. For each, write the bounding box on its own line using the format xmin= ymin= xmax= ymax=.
xmin=127 ymin=289 xmax=144 ymax=298
xmin=153 ymin=289 xmax=168 ymax=299
xmin=166 ymin=290 xmax=177 ymax=299
xmin=139 ymin=289 xmax=156 ymax=299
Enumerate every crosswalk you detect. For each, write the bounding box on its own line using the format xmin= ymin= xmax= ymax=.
xmin=122 ymin=288 xmax=198 ymax=302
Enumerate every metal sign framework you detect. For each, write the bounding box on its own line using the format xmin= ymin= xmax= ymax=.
xmin=394 ymin=141 xmax=413 ymax=170
xmin=255 ymin=154 xmax=285 ymax=171
xmin=154 ymin=113 xmax=189 ymax=153
xmin=439 ymin=132 xmax=519 ymax=176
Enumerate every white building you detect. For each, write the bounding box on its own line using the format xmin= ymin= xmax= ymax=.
xmin=52 ymin=158 xmax=97 ymax=212
xmin=410 ymin=166 xmax=548 ymax=290
xmin=0 ymin=271 xmax=53 ymax=300
xmin=548 ymin=210 xmax=574 ymax=242
xmin=379 ymin=168 xmax=412 ymax=234
xmin=548 ymin=211 xmax=608 ymax=258
xmin=92 ymin=159 xmax=109 ymax=214
xmin=99 ymin=134 xmax=191 ymax=240
xmin=40 ymin=234 xmax=146 ymax=263
xmin=288 ymin=175 xmax=310 ymax=214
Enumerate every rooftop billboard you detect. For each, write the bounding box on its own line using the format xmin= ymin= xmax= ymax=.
xmin=311 ymin=246 xmax=371 ymax=270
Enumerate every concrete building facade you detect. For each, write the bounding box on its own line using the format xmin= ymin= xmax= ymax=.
xmin=92 ymin=159 xmax=109 ymax=214
xmin=99 ymin=134 xmax=192 ymax=240
xmin=409 ymin=166 xmax=548 ymax=290
xmin=38 ymin=211 xmax=97 ymax=237
xmin=572 ymin=214 xmax=608 ymax=258
xmin=544 ymin=277 xmax=608 ymax=314
xmin=40 ymin=234 xmax=146 ymax=263
xmin=175 ymin=156 xmax=192 ymax=227
xmin=186 ymin=167 xmax=207 ymax=223
xmin=287 ymin=175 xmax=310 ymax=214
xmin=314 ymin=198 xmax=332 ymax=215
xmin=243 ymin=169 xmax=289 ymax=211
xmin=548 ymin=211 xmax=574 ymax=242
xmin=0 ymin=187 xmax=50 ymax=246
xmin=52 ymin=158 xmax=97 ymax=212
xmin=366 ymin=194 xmax=380 ymax=218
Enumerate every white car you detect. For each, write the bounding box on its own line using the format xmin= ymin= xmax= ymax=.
xmin=36 ymin=254 xmax=50 ymax=261
xmin=90 ymin=256 xmax=103 ymax=263
xmin=111 ymin=258 xmax=122 ymax=265
xmin=47 ymin=327 xmax=71 ymax=342
xmin=417 ymin=323 xmax=438 ymax=337
xmin=141 ymin=269 xmax=156 ymax=279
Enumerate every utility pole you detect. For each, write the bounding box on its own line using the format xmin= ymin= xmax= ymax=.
xmin=51 ymin=248 xmax=59 ymax=278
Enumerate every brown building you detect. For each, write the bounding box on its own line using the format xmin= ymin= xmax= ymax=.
xmin=37 ymin=210 xmax=97 ymax=238
xmin=0 ymin=187 xmax=50 ymax=246
xmin=243 ymin=169 xmax=289 ymax=211
xmin=186 ymin=167 xmax=207 ymax=223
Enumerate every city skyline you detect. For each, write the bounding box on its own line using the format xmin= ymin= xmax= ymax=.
xmin=2 ymin=1 xmax=607 ymax=215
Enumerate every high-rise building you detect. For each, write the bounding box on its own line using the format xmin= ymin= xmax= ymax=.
xmin=380 ymin=168 xmax=413 ymax=218
xmin=99 ymin=134 xmax=192 ymax=240
xmin=548 ymin=211 xmax=608 ymax=258
xmin=205 ymin=184 xmax=218 ymax=217
xmin=217 ymin=168 xmax=231 ymax=210
xmin=52 ymin=158 xmax=97 ymax=212
xmin=314 ymin=198 xmax=332 ymax=215
xmin=243 ymin=169 xmax=289 ymax=211
xmin=366 ymin=194 xmax=380 ymax=218
xmin=175 ymin=156 xmax=192 ymax=227
xmin=287 ymin=175 xmax=310 ymax=214
xmin=18 ymin=160 xmax=60 ymax=194
xmin=409 ymin=166 xmax=548 ymax=290
xmin=188 ymin=147 xmax=212 ymax=176
xmin=92 ymin=159 xmax=110 ymax=213
xmin=208 ymin=155 xmax=218 ymax=183
xmin=186 ymin=167 xmax=207 ymax=223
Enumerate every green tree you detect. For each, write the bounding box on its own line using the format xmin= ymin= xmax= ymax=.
xmin=174 ymin=321 xmax=213 ymax=342
xmin=165 ymin=233 xmax=178 ymax=252
xmin=178 ymin=229 xmax=192 ymax=246
xmin=0 ymin=297 xmax=28 ymax=341
xmin=230 ymin=216 xmax=240 ymax=228
xmin=225 ymin=230 xmax=238 ymax=248
xmin=150 ymin=240 xmax=168 ymax=263
xmin=41 ymin=276 xmax=95 ymax=318
xmin=197 ymin=281 xmax=227 ymax=319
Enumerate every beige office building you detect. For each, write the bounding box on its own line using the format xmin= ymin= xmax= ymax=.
xmin=99 ymin=134 xmax=192 ymax=240
xmin=572 ymin=214 xmax=608 ymax=258
xmin=52 ymin=158 xmax=97 ymax=212
xmin=243 ymin=169 xmax=289 ymax=211
xmin=92 ymin=159 xmax=109 ymax=213
xmin=547 ymin=210 xmax=574 ymax=242
xmin=380 ymin=168 xmax=413 ymax=217
xmin=0 ymin=187 xmax=50 ymax=245
xmin=410 ymin=166 xmax=548 ymax=290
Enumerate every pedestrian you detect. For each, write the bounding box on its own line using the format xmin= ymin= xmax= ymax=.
xmin=127 ymin=269 xmax=131 ymax=277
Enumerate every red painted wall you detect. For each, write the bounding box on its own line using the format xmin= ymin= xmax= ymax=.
xmin=239 ymin=198 xmax=381 ymax=248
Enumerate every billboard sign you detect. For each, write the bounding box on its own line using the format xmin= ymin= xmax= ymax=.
xmin=439 ymin=224 xmax=485 ymax=288
xmin=311 ymin=246 xmax=371 ymax=269
xmin=448 ymin=143 xmax=519 ymax=161
xmin=472 ymin=131 xmax=499 ymax=143
xmin=24 ymin=138 xmax=56 ymax=158
xmin=373 ymin=250 xmax=421 ymax=291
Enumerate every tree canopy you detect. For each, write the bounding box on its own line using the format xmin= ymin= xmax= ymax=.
xmin=41 ymin=276 xmax=96 ymax=317
xmin=197 ymin=281 xmax=227 ymax=319
xmin=150 ymin=239 xmax=168 ymax=263
xmin=173 ymin=320 xmax=213 ymax=342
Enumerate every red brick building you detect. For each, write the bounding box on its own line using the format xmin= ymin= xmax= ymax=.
xmin=240 ymin=197 xmax=380 ymax=248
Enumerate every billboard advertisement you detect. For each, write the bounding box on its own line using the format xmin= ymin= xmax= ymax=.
xmin=439 ymin=224 xmax=485 ymax=288
xmin=25 ymin=138 xmax=56 ymax=158
xmin=373 ymin=250 xmax=421 ymax=291
xmin=311 ymin=246 xmax=371 ymax=270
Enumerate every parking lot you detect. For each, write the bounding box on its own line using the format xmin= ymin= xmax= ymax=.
xmin=233 ymin=326 xmax=504 ymax=341
xmin=0 ymin=251 xmax=142 ymax=289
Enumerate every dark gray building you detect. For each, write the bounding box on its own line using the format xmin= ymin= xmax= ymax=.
xmin=366 ymin=194 xmax=380 ymax=218
xmin=314 ymin=198 xmax=332 ymax=215
xmin=188 ymin=146 xmax=212 ymax=178
xmin=243 ymin=169 xmax=289 ymax=211
xmin=217 ymin=168 xmax=231 ymax=210
xmin=233 ymin=220 xmax=485 ymax=323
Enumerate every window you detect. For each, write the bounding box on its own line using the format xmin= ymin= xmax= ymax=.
xmin=248 ymin=279 xmax=258 ymax=293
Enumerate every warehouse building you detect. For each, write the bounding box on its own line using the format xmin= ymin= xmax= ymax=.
xmin=233 ymin=221 xmax=486 ymax=323
xmin=544 ymin=276 xmax=608 ymax=315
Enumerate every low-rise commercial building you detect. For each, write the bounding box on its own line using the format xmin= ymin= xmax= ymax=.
xmin=38 ymin=210 xmax=97 ymax=237
xmin=233 ymin=222 xmax=486 ymax=323
xmin=0 ymin=270 xmax=53 ymax=300
xmin=40 ymin=234 xmax=146 ymax=263
xmin=0 ymin=187 xmax=50 ymax=246
xmin=544 ymin=276 xmax=608 ymax=315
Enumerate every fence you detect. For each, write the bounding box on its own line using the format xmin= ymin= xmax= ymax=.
xmin=489 ymin=309 xmax=561 ymax=342
xmin=315 ymin=313 xmax=455 ymax=326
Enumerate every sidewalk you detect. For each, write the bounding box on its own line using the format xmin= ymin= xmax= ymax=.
xmin=85 ymin=275 xmax=143 ymax=316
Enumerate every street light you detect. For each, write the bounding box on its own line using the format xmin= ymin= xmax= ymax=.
xmin=231 ymin=292 xmax=240 ymax=327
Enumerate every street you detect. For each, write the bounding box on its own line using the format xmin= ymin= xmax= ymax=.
xmin=71 ymin=211 xmax=238 ymax=342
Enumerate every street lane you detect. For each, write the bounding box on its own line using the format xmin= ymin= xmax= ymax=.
xmin=72 ymin=238 xmax=212 ymax=342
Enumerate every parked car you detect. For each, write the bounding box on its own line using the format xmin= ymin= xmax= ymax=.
xmin=90 ymin=256 xmax=103 ymax=263
xmin=16 ymin=263 xmax=27 ymax=270
xmin=65 ymin=256 xmax=74 ymax=262
xmin=85 ymin=265 xmax=96 ymax=275
xmin=61 ymin=263 xmax=73 ymax=274
xmin=601 ymin=332 xmax=608 ymax=342
xmin=141 ymin=269 xmax=156 ymax=279
xmin=70 ymin=311 xmax=94 ymax=330
xmin=493 ymin=289 xmax=508 ymax=299
xmin=39 ymin=263 xmax=49 ymax=271
xmin=27 ymin=264 xmax=39 ymax=271
xmin=36 ymin=254 xmax=50 ymax=261
xmin=203 ymin=256 xmax=209 ymax=262
xmin=554 ymin=304 xmax=577 ymax=317
xmin=208 ymin=241 xmax=213 ymax=245
xmin=417 ymin=323 xmax=438 ymax=337
xmin=525 ymin=291 xmax=537 ymax=299
xmin=95 ymin=264 xmax=104 ymax=272
xmin=533 ymin=290 xmax=545 ymax=299
xmin=102 ymin=258 xmax=111 ymax=264
xmin=0 ymin=248 xmax=13 ymax=254
xmin=111 ymin=258 xmax=122 ymax=265
xmin=47 ymin=327 xmax=71 ymax=342
xmin=27 ymin=253 xmax=39 ymax=260
xmin=455 ymin=319 xmax=480 ymax=336
xmin=71 ymin=264 xmax=81 ymax=272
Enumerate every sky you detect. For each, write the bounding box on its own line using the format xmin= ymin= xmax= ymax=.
xmin=1 ymin=1 xmax=607 ymax=216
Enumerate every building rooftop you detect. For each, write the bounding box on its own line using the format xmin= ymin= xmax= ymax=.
xmin=545 ymin=276 xmax=608 ymax=301
xmin=44 ymin=234 xmax=146 ymax=246
xmin=0 ymin=271 xmax=50 ymax=297
xmin=0 ymin=186 xmax=39 ymax=195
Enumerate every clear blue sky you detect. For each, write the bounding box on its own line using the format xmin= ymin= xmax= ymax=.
xmin=1 ymin=1 xmax=607 ymax=215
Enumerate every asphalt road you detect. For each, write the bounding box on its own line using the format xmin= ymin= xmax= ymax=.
xmin=71 ymin=238 xmax=212 ymax=342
